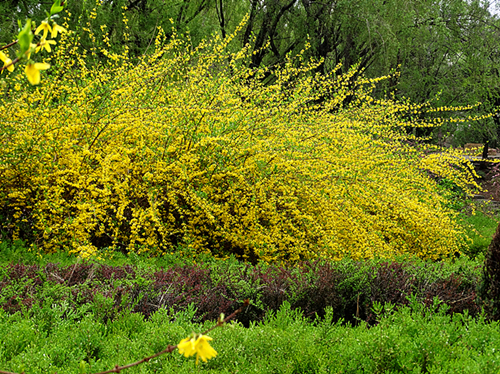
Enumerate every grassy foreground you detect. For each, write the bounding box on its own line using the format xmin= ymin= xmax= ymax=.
xmin=0 ymin=223 xmax=497 ymax=374
xmin=0 ymin=297 xmax=499 ymax=374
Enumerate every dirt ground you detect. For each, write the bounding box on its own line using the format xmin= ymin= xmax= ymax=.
xmin=478 ymin=178 xmax=500 ymax=201
xmin=474 ymin=163 xmax=500 ymax=202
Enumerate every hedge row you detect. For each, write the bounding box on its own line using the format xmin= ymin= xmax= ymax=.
xmin=0 ymin=258 xmax=483 ymax=326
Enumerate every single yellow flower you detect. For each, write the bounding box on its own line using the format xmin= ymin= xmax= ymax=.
xmin=0 ymin=51 xmax=14 ymax=73
xmin=194 ymin=335 xmax=218 ymax=363
xmin=177 ymin=337 xmax=196 ymax=357
xmin=36 ymin=38 xmax=56 ymax=53
xmin=35 ymin=21 xmax=52 ymax=39
xmin=178 ymin=334 xmax=217 ymax=365
xmin=25 ymin=62 xmax=50 ymax=85
xmin=51 ymin=22 xmax=67 ymax=38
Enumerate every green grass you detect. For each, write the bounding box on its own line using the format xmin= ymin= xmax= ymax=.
xmin=0 ymin=239 xmax=217 ymax=269
xmin=459 ymin=207 xmax=499 ymax=260
xmin=0 ymin=297 xmax=499 ymax=373
xmin=0 ymin=202 xmax=497 ymax=373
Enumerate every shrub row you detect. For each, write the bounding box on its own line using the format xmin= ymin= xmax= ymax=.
xmin=0 ymin=20 xmax=479 ymax=262
xmin=0 ymin=258 xmax=483 ymax=325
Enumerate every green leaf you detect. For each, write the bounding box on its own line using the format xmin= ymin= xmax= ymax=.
xmin=79 ymin=360 xmax=87 ymax=374
xmin=50 ymin=0 xmax=65 ymax=15
xmin=17 ymin=19 xmax=33 ymax=57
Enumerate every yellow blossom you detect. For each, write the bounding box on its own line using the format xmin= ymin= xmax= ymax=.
xmin=35 ymin=21 xmax=52 ymax=39
xmin=51 ymin=22 xmax=67 ymax=38
xmin=36 ymin=38 xmax=57 ymax=53
xmin=0 ymin=51 xmax=14 ymax=72
xmin=0 ymin=26 xmax=479 ymax=263
xmin=25 ymin=62 xmax=50 ymax=85
xmin=178 ymin=335 xmax=217 ymax=364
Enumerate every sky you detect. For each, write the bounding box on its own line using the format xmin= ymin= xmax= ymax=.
xmin=488 ymin=0 xmax=499 ymax=16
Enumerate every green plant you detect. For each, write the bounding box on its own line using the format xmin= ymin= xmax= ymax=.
xmin=0 ymin=22 xmax=482 ymax=263
xmin=459 ymin=210 xmax=499 ymax=260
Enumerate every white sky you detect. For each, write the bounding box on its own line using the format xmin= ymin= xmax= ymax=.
xmin=488 ymin=0 xmax=499 ymax=16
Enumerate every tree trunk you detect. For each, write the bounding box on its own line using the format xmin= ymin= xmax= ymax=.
xmin=482 ymin=221 xmax=500 ymax=320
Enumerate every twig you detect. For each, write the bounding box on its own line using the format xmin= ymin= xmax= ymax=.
xmin=0 ymin=299 xmax=250 ymax=374
xmin=90 ymin=299 xmax=250 ymax=374
xmin=0 ymin=57 xmax=20 ymax=72
xmin=0 ymin=40 xmax=45 ymax=72
xmin=0 ymin=40 xmax=18 ymax=51
xmin=91 ymin=345 xmax=177 ymax=374
xmin=201 ymin=298 xmax=250 ymax=335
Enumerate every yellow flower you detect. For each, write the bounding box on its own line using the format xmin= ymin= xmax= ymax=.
xmin=51 ymin=22 xmax=67 ymax=38
xmin=25 ymin=62 xmax=50 ymax=85
xmin=0 ymin=51 xmax=14 ymax=73
xmin=36 ymin=38 xmax=57 ymax=53
xmin=178 ymin=334 xmax=217 ymax=364
xmin=26 ymin=43 xmax=39 ymax=59
xmin=35 ymin=21 xmax=52 ymax=39
xmin=177 ymin=337 xmax=196 ymax=357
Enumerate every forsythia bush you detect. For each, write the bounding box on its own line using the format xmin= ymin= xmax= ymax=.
xmin=0 ymin=17 xmax=479 ymax=263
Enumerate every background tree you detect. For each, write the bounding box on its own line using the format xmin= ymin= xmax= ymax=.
xmin=2 ymin=0 xmax=498 ymax=146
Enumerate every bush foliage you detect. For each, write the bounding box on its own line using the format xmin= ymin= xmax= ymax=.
xmin=0 ymin=259 xmax=482 ymax=325
xmin=0 ymin=289 xmax=498 ymax=374
xmin=0 ymin=17 xmax=479 ymax=262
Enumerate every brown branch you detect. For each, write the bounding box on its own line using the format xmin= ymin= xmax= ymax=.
xmin=0 ymin=40 xmax=46 ymax=72
xmin=0 ymin=57 xmax=20 ymax=72
xmin=0 ymin=40 xmax=18 ymax=51
xmin=202 ymin=299 xmax=250 ymax=335
xmin=92 ymin=345 xmax=178 ymax=374
xmin=90 ymin=299 xmax=250 ymax=374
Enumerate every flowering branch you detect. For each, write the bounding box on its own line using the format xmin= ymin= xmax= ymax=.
xmin=0 ymin=38 xmax=50 ymax=73
xmin=0 ymin=0 xmax=67 ymax=84
xmin=90 ymin=299 xmax=250 ymax=374
xmin=0 ymin=299 xmax=250 ymax=374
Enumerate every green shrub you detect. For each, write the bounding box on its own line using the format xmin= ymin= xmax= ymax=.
xmin=1 ymin=298 xmax=500 ymax=373
xmin=0 ymin=19 xmax=479 ymax=262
